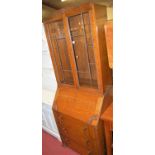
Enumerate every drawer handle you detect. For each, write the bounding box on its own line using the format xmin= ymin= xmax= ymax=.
xmin=58 ymin=116 xmax=63 ymax=124
xmin=64 ymin=129 xmax=68 ymax=134
xmin=62 ymin=128 xmax=68 ymax=134
xmin=58 ymin=115 xmax=63 ymax=119
xmin=83 ymin=127 xmax=88 ymax=132
xmin=83 ymin=127 xmax=88 ymax=137
xmin=58 ymin=119 xmax=63 ymax=125
xmin=88 ymin=151 xmax=93 ymax=155
xmin=86 ymin=140 xmax=90 ymax=145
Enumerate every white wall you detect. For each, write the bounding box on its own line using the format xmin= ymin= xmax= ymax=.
xmin=42 ymin=25 xmax=60 ymax=140
xmin=42 ymin=24 xmax=57 ymax=102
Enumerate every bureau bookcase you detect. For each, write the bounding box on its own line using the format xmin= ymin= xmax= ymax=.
xmin=44 ymin=3 xmax=112 ymax=155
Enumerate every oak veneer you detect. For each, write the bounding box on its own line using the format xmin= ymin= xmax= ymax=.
xmin=104 ymin=21 xmax=113 ymax=69
xmin=44 ymin=3 xmax=112 ymax=155
xmin=101 ymin=103 xmax=113 ymax=155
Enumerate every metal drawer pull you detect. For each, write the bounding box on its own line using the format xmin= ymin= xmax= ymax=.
xmin=62 ymin=128 xmax=68 ymax=134
xmin=83 ymin=126 xmax=88 ymax=132
xmin=86 ymin=140 xmax=90 ymax=145
xmin=58 ymin=115 xmax=63 ymax=119
xmin=88 ymin=151 xmax=93 ymax=155
xmin=58 ymin=115 xmax=63 ymax=123
xmin=58 ymin=119 xmax=63 ymax=124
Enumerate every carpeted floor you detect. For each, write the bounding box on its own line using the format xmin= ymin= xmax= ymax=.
xmin=42 ymin=130 xmax=79 ymax=155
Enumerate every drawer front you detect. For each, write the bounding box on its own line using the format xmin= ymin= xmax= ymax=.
xmin=63 ymin=137 xmax=94 ymax=155
xmin=55 ymin=112 xmax=94 ymax=149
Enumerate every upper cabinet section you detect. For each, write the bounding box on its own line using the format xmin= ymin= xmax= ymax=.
xmin=68 ymin=12 xmax=98 ymax=88
xmin=47 ymin=20 xmax=74 ymax=85
xmin=44 ymin=3 xmax=112 ymax=93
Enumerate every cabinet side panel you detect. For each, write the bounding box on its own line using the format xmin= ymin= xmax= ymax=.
xmin=97 ymin=22 xmax=112 ymax=87
xmin=92 ymin=5 xmax=112 ymax=92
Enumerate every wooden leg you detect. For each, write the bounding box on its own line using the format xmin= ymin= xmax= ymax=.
xmin=104 ymin=121 xmax=112 ymax=155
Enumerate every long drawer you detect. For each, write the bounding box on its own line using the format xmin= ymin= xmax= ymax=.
xmin=63 ymin=137 xmax=94 ymax=155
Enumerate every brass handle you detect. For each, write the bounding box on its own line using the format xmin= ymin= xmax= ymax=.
xmin=62 ymin=127 xmax=67 ymax=133
xmin=62 ymin=127 xmax=65 ymax=130
xmin=58 ymin=115 xmax=63 ymax=121
xmin=83 ymin=126 xmax=88 ymax=132
xmin=58 ymin=118 xmax=63 ymax=125
xmin=76 ymin=55 xmax=79 ymax=59
xmin=58 ymin=115 xmax=63 ymax=119
xmin=64 ymin=129 xmax=68 ymax=134
xmin=88 ymin=151 xmax=93 ymax=155
xmin=86 ymin=140 xmax=90 ymax=145
xmin=83 ymin=127 xmax=88 ymax=137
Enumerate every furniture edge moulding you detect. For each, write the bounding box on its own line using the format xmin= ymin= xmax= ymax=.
xmin=92 ymin=4 xmax=113 ymax=93
xmin=43 ymin=23 xmax=61 ymax=85
xmin=104 ymin=20 xmax=113 ymax=69
xmin=63 ymin=14 xmax=79 ymax=88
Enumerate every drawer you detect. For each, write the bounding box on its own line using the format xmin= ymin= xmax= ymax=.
xmin=63 ymin=137 xmax=94 ymax=155
xmin=55 ymin=112 xmax=94 ymax=149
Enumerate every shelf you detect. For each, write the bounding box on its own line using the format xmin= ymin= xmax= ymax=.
xmin=79 ymin=78 xmax=98 ymax=88
xmin=51 ymin=36 xmax=66 ymax=40
xmin=62 ymin=69 xmax=72 ymax=72
xmin=70 ymin=24 xmax=91 ymax=32
xmin=89 ymin=63 xmax=95 ymax=65
xmin=77 ymin=71 xmax=89 ymax=74
xmin=61 ymin=80 xmax=73 ymax=85
xmin=71 ymin=32 xmax=91 ymax=36
xmin=87 ymin=44 xmax=93 ymax=47
xmin=71 ymin=34 xmax=84 ymax=38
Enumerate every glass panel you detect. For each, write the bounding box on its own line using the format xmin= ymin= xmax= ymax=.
xmin=68 ymin=12 xmax=98 ymax=88
xmin=72 ymin=36 xmax=89 ymax=72
xmin=69 ymin=14 xmax=83 ymax=37
xmin=48 ymin=20 xmax=73 ymax=84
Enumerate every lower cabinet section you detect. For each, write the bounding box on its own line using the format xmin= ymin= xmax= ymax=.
xmin=53 ymin=111 xmax=104 ymax=155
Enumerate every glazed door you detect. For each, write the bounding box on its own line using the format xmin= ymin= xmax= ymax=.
xmin=68 ymin=12 xmax=98 ymax=88
xmin=48 ymin=20 xmax=73 ymax=85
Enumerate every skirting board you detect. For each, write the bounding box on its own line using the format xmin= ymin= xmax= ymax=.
xmin=42 ymin=126 xmax=61 ymax=142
